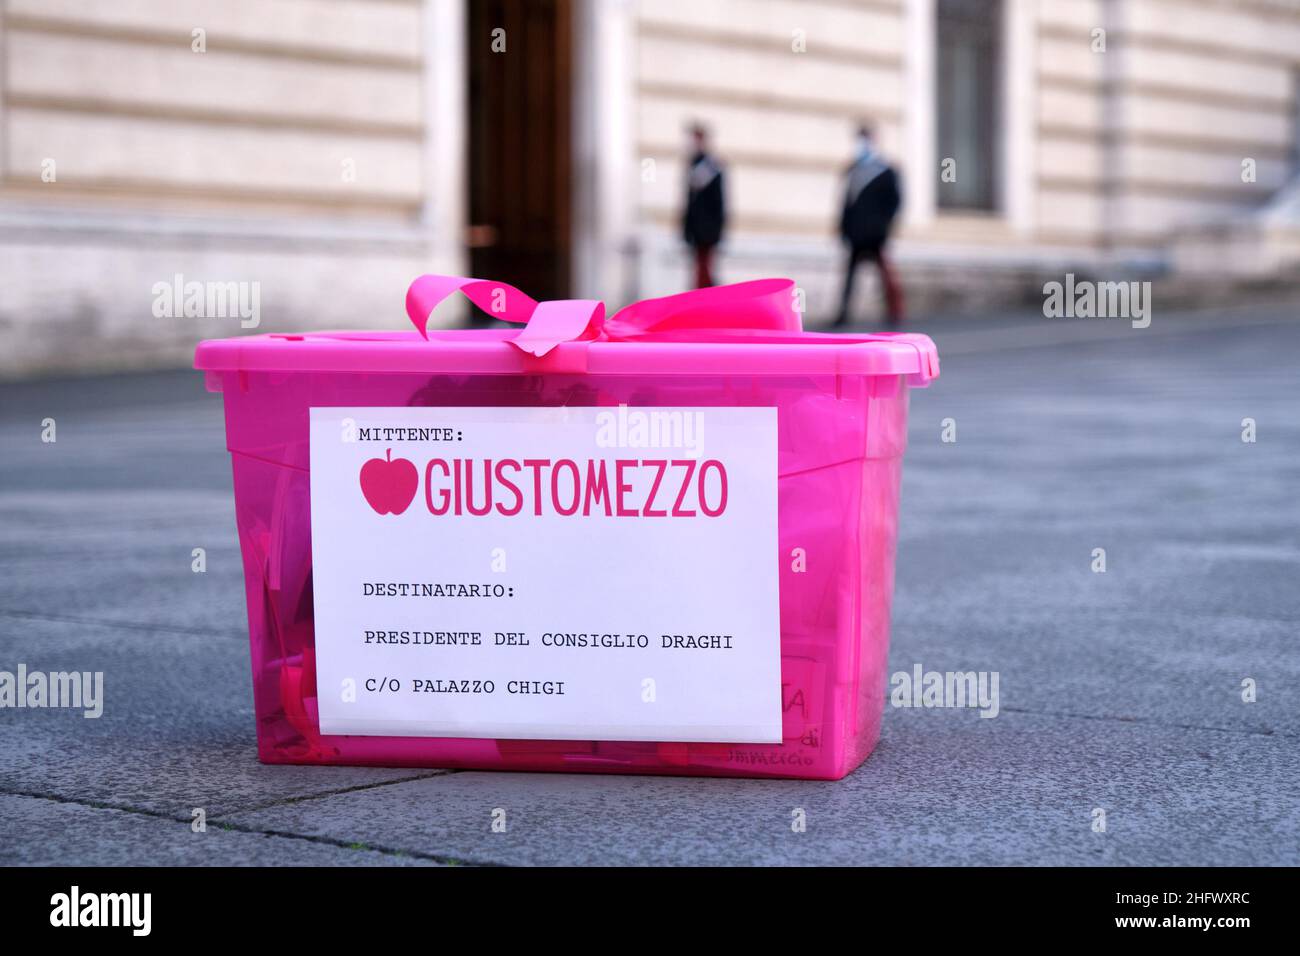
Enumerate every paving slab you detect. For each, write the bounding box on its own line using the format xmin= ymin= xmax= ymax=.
xmin=221 ymin=710 xmax=1300 ymax=866
xmin=0 ymin=617 xmax=448 ymax=817
xmin=897 ymin=317 xmax=1300 ymax=738
xmin=0 ymin=794 xmax=439 ymax=866
xmin=0 ymin=492 xmax=246 ymax=639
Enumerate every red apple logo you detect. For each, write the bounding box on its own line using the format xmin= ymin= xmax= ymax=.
xmin=360 ymin=449 xmax=418 ymax=515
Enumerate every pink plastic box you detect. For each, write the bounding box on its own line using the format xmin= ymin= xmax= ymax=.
xmin=195 ymin=276 xmax=938 ymax=780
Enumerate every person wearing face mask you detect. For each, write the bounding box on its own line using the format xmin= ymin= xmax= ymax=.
xmin=682 ymin=123 xmax=727 ymax=288
xmin=834 ymin=122 xmax=905 ymax=329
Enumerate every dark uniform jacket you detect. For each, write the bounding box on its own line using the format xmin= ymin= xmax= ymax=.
xmin=683 ymin=151 xmax=726 ymax=248
xmin=840 ymin=153 xmax=901 ymax=252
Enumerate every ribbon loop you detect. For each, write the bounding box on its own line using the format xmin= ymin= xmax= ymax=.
xmin=605 ymin=278 xmax=801 ymax=340
xmin=405 ymin=274 xmax=538 ymax=338
xmin=405 ymin=274 xmax=801 ymax=356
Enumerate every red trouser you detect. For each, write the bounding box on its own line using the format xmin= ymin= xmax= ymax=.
xmin=693 ymin=245 xmax=716 ymax=289
xmin=836 ymin=244 xmax=905 ymax=327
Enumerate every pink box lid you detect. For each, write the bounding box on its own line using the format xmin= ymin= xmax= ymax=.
xmin=194 ymin=329 xmax=939 ymax=385
xmin=196 ymin=274 xmax=939 ymax=385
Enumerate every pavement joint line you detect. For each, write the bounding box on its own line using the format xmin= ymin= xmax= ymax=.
xmin=997 ymin=706 xmax=1297 ymax=740
xmin=1 ymin=786 xmax=186 ymax=825
xmin=0 ymin=786 xmax=500 ymax=867
xmin=212 ymin=770 xmax=459 ymax=818
xmin=0 ymin=608 xmax=246 ymax=640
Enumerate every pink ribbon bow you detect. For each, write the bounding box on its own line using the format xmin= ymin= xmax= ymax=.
xmin=405 ymin=274 xmax=803 ymax=357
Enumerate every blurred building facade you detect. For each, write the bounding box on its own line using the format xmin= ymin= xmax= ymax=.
xmin=1 ymin=0 xmax=1298 ymax=375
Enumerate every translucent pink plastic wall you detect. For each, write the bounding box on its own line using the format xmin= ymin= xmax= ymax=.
xmin=210 ymin=367 xmax=910 ymax=780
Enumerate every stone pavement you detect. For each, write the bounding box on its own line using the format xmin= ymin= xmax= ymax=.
xmin=2 ymin=303 xmax=1298 ymax=865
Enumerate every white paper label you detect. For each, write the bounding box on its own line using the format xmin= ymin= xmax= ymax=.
xmin=309 ymin=406 xmax=781 ymax=743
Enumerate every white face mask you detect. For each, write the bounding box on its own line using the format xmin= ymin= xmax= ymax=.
xmin=856 ymin=135 xmax=875 ymax=156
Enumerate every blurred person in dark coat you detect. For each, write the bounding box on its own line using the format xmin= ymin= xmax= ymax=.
xmin=682 ymin=123 xmax=726 ymax=288
xmin=834 ymin=122 xmax=904 ymax=328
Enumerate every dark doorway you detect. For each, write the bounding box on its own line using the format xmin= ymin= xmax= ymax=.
xmin=935 ymin=0 xmax=1001 ymax=211
xmin=467 ymin=0 xmax=573 ymax=301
